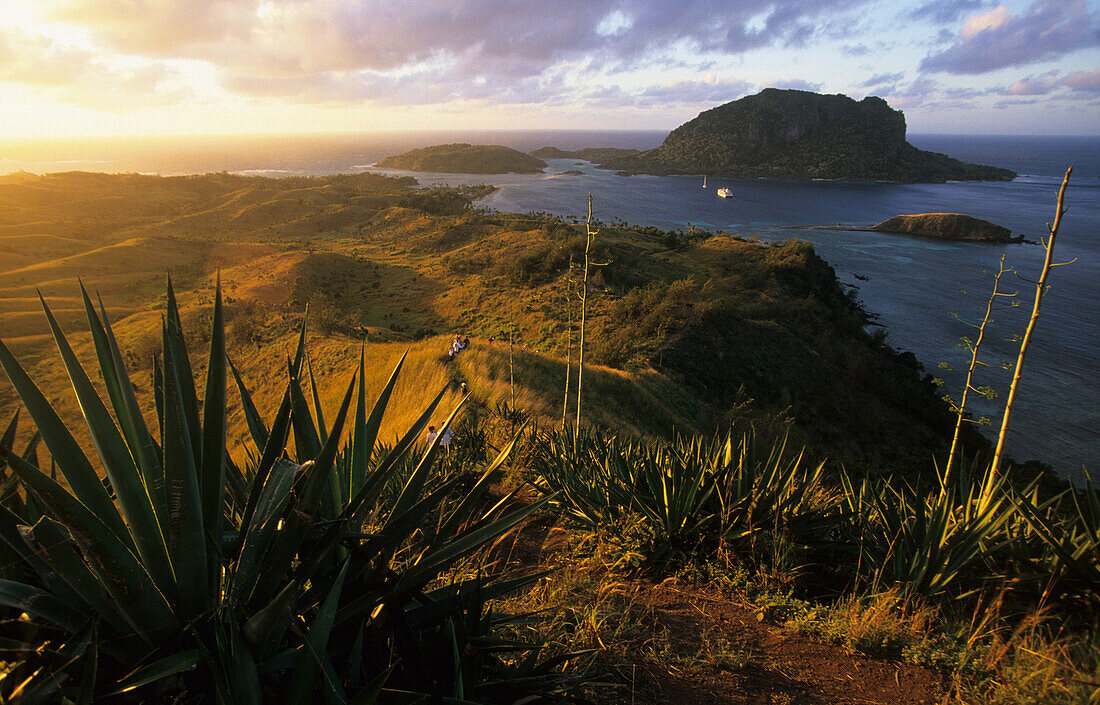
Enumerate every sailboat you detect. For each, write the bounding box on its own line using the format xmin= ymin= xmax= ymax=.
xmin=702 ymin=175 xmax=707 ymax=189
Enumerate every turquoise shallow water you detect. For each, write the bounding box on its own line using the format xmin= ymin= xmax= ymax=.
xmin=3 ymin=132 xmax=1096 ymax=479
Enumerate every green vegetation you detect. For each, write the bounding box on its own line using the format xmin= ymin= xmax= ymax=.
xmin=521 ymin=427 xmax=1099 ymax=703
xmin=548 ymin=89 xmax=1016 ymax=182
xmin=0 ymin=279 xmax=562 ymax=702
xmin=528 ymin=147 xmax=641 ymax=163
xmin=377 ymin=143 xmax=547 ymax=174
xmin=0 ymin=169 xmax=1092 ymax=704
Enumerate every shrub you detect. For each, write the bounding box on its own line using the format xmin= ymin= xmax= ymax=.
xmin=0 ymin=278 xmax=562 ymax=703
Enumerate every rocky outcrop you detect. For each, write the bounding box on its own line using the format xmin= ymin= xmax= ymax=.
xmin=377 ymin=144 xmax=546 ymax=174
xmin=870 ymin=213 xmax=1018 ymax=241
xmin=592 ymin=89 xmax=1015 ymax=182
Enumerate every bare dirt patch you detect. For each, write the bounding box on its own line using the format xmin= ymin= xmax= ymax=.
xmin=620 ymin=581 xmax=945 ymax=705
xmin=495 ymin=513 xmax=946 ymax=705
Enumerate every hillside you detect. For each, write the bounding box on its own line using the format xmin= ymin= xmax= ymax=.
xmin=0 ymin=170 xmax=976 ymax=476
xmin=7 ymin=169 xmax=1090 ymax=705
xmin=376 ymin=143 xmax=547 ymax=173
xmin=555 ymin=89 xmax=1016 ymax=182
xmin=529 ymin=146 xmax=641 ymax=162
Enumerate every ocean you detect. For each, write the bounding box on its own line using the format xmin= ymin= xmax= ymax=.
xmin=1 ymin=131 xmax=1096 ymax=481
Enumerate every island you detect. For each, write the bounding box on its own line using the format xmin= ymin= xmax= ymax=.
xmin=539 ymin=89 xmax=1016 ymax=183
xmin=869 ymin=213 xmax=1020 ymax=242
xmin=530 ymin=146 xmax=642 ymax=162
xmin=376 ymin=143 xmax=546 ymax=174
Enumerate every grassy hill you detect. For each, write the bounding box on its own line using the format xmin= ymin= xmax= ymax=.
xmin=0 ymin=170 xmax=975 ymax=476
xmin=3 ymin=169 xmax=1094 ymax=705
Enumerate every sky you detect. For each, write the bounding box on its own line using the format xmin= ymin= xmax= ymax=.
xmin=0 ymin=0 xmax=1097 ymax=137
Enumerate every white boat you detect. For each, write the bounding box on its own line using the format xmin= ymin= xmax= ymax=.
xmin=716 ymin=187 xmax=732 ymax=198
xmin=702 ymin=175 xmax=707 ymax=188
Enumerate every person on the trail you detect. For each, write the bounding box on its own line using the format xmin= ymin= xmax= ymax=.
xmin=440 ymin=427 xmax=454 ymax=448
xmin=426 ymin=426 xmax=438 ymax=444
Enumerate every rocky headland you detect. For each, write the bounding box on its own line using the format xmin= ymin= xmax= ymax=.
xmin=539 ymin=89 xmax=1016 ymax=183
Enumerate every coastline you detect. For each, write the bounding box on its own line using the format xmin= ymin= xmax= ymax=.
xmin=1 ymin=133 xmax=1095 ymax=478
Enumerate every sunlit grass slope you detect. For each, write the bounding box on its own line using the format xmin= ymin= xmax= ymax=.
xmin=0 ymin=170 xmax=966 ymax=476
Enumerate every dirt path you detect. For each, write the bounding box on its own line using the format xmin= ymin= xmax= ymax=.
xmin=495 ymin=512 xmax=948 ymax=705
xmin=619 ymin=581 xmax=945 ymax=705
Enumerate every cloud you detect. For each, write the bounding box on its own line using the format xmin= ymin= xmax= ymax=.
xmin=910 ymin=0 xmax=993 ymax=24
xmin=222 ymin=65 xmax=567 ymax=107
xmin=865 ymin=75 xmax=994 ymax=112
xmin=841 ymin=43 xmax=872 ymax=56
xmin=1062 ymin=68 xmax=1100 ymax=93
xmin=38 ymin=0 xmax=865 ymax=106
xmin=1007 ymin=73 xmax=1062 ymax=95
xmin=761 ymin=78 xmax=825 ymax=92
xmin=993 ymin=97 xmax=1042 ymax=107
xmin=920 ymin=0 xmax=1100 ymax=74
xmin=959 ymin=5 xmax=1014 ymax=37
xmin=0 ymin=28 xmax=186 ymax=108
xmin=995 ymin=68 xmax=1100 ymax=96
xmin=637 ymin=77 xmax=755 ymax=105
xmin=49 ymin=0 xmax=262 ymax=55
xmin=860 ymin=72 xmax=905 ymax=88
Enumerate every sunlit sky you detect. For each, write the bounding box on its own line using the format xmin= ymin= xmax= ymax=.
xmin=1 ymin=0 xmax=1097 ymax=137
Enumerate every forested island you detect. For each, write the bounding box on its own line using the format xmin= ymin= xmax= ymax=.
xmin=536 ymin=89 xmax=1017 ymax=182
xmin=376 ymin=143 xmax=546 ymax=173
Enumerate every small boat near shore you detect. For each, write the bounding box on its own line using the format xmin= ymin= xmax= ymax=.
xmin=717 ymin=187 xmax=732 ymax=198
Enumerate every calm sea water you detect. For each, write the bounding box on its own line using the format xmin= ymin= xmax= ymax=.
xmin=2 ymin=131 xmax=1096 ymax=480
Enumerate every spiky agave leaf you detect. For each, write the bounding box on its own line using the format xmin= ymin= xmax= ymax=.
xmin=199 ymin=275 xmax=227 ymax=593
xmin=0 ymin=281 xmax=559 ymax=703
xmin=81 ymin=284 xmax=167 ymax=538
xmin=37 ymin=295 xmax=176 ymax=604
xmin=0 ymin=339 xmax=131 ymax=550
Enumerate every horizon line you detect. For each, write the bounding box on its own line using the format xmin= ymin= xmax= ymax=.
xmin=2 ymin=129 xmax=1100 ymax=142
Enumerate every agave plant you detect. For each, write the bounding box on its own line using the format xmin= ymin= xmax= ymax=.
xmin=0 ymin=278 xmax=555 ymax=703
xmin=1010 ymin=474 xmax=1100 ymax=601
xmin=708 ymin=431 xmax=838 ymax=557
xmin=528 ymin=429 xmax=639 ymax=531
xmin=531 ymin=428 xmax=840 ymax=570
xmin=863 ymin=461 xmax=1022 ymax=599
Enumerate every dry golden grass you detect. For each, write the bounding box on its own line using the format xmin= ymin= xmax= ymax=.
xmin=0 ymin=170 xmax=713 ymax=474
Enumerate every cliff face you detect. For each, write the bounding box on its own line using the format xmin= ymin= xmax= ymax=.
xmin=602 ymin=89 xmax=1015 ymax=182
xmin=663 ymin=90 xmax=906 ymax=169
